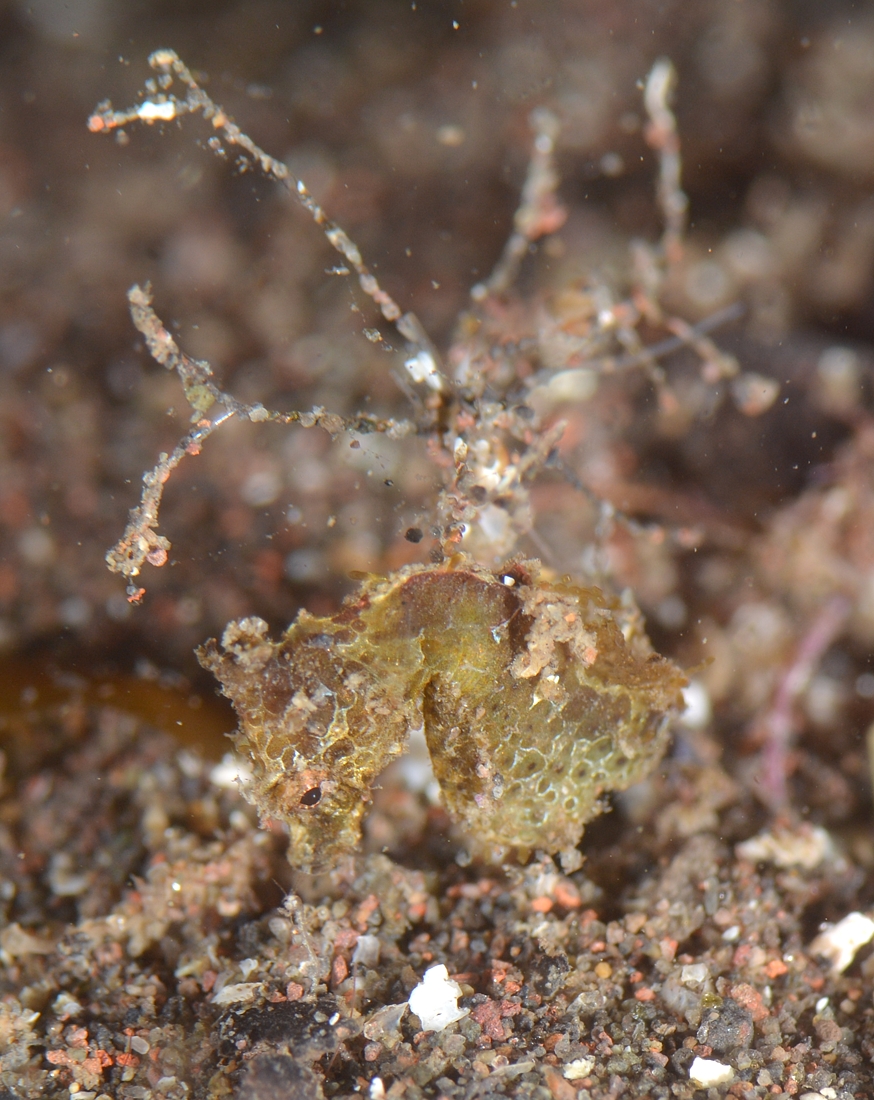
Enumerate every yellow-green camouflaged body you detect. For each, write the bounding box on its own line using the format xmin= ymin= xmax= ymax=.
xmin=198 ymin=556 xmax=686 ymax=872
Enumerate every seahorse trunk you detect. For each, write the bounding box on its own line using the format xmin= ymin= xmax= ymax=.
xmin=198 ymin=555 xmax=686 ymax=871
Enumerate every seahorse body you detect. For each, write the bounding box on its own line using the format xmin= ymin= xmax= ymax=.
xmin=197 ymin=555 xmax=686 ymax=872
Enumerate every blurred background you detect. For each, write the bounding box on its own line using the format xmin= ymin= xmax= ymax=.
xmin=0 ymin=0 xmax=872 ymax=700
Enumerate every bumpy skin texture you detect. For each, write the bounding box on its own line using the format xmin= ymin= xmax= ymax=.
xmin=197 ymin=556 xmax=686 ymax=872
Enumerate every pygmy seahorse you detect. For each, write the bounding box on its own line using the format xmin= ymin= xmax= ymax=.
xmin=197 ymin=555 xmax=686 ymax=872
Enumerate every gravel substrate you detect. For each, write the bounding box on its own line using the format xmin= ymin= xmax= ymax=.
xmin=3 ymin=3 xmax=874 ymax=1098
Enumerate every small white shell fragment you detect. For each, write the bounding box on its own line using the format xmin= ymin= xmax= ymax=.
xmin=736 ymin=824 xmax=836 ymax=870
xmin=137 ymin=99 xmax=177 ymax=122
xmin=689 ymin=1057 xmax=735 ymax=1087
xmin=680 ymin=963 xmax=709 ymax=985
xmin=407 ymin=963 xmax=469 ymax=1032
xmin=490 ymin=1060 xmax=535 ymax=1077
xmin=369 ymin=1077 xmax=386 ymax=1100
xmin=563 ymin=1057 xmax=595 ymax=1080
xmin=211 ymin=982 xmax=260 ymax=1005
xmin=809 ymin=911 xmax=874 ymax=975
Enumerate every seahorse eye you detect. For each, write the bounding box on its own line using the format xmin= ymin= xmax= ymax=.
xmin=300 ymin=786 xmax=322 ymax=807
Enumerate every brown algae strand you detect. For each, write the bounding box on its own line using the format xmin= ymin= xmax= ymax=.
xmin=197 ymin=556 xmax=686 ymax=872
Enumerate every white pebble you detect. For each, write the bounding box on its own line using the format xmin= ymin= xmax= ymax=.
xmin=407 ymin=964 xmax=468 ymax=1032
xmin=689 ymin=1057 xmax=734 ymax=1087
xmin=810 ymin=911 xmax=874 ymax=975
xmin=563 ymin=1057 xmax=595 ymax=1080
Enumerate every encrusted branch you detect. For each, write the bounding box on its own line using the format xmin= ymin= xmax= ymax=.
xmin=643 ymin=58 xmax=688 ymax=264
xmin=471 ymin=107 xmax=566 ymax=302
xmin=107 ymin=285 xmax=412 ymax=599
xmin=89 ymin=48 xmax=446 ymax=396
